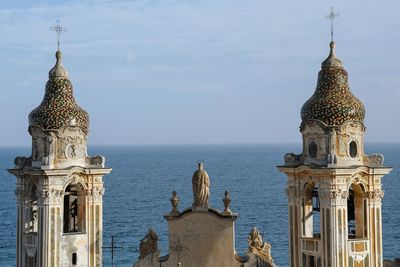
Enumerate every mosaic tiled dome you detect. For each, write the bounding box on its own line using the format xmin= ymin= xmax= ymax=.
xmin=29 ymin=51 xmax=89 ymax=133
xmin=301 ymin=42 xmax=365 ymax=126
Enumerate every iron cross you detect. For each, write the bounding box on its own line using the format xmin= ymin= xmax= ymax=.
xmin=171 ymin=238 xmax=189 ymax=266
xmin=102 ymin=236 xmax=123 ymax=267
xmin=325 ymin=7 xmax=339 ymax=42
xmin=50 ymin=20 xmax=67 ymax=51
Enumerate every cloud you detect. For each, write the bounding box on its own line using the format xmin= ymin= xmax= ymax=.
xmin=0 ymin=0 xmax=399 ymax=145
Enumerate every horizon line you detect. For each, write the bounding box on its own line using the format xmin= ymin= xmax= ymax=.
xmin=1 ymin=141 xmax=400 ymax=149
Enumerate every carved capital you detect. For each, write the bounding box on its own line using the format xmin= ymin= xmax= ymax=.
xmin=39 ymin=189 xmax=50 ymax=199
xmin=367 ymin=189 xmax=384 ymax=200
xmin=38 ymin=188 xmax=64 ymax=202
xmin=330 ymin=190 xmax=338 ymax=199
xmin=87 ymin=186 xmax=105 ymax=201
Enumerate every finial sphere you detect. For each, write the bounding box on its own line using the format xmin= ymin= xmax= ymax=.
xmin=56 ymin=50 xmax=62 ymax=60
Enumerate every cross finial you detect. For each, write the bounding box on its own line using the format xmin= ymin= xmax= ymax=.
xmin=325 ymin=6 xmax=339 ymax=42
xmin=50 ymin=20 xmax=67 ymax=51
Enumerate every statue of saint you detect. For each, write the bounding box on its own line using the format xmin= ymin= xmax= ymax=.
xmin=248 ymin=227 xmax=275 ymax=266
xmin=192 ymin=162 xmax=210 ymax=208
xmin=139 ymin=228 xmax=159 ymax=259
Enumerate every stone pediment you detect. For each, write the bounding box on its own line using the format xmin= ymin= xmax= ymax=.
xmin=133 ymin=163 xmax=276 ymax=267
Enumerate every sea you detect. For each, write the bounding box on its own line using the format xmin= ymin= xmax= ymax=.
xmin=0 ymin=144 xmax=399 ymax=266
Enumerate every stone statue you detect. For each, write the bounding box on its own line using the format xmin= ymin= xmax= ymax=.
xmin=139 ymin=228 xmax=159 ymax=259
xmin=248 ymin=227 xmax=275 ymax=266
xmin=192 ymin=162 xmax=210 ymax=208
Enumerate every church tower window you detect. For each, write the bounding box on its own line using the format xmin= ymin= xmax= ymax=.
xmin=347 ymin=183 xmax=366 ymax=238
xmin=8 ymin=26 xmax=111 ymax=266
xmin=63 ymin=184 xmax=85 ymax=233
xmin=311 ymin=186 xmax=321 ymax=237
xmin=302 ymin=183 xmax=321 ymax=238
xmin=308 ymin=141 xmax=318 ymax=158
xmin=278 ymin=32 xmax=391 ymax=266
xmin=349 ymin=141 xmax=358 ymax=158
xmin=72 ymin=252 xmax=77 ymax=265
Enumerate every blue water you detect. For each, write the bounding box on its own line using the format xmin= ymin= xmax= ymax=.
xmin=0 ymin=144 xmax=399 ymax=266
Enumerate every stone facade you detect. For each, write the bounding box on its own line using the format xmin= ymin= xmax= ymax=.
xmin=8 ymin=50 xmax=111 ymax=267
xmin=133 ymin=163 xmax=276 ymax=267
xmin=278 ymin=42 xmax=392 ymax=267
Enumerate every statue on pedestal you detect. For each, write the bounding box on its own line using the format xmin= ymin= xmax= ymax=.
xmin=248 ymin=227 xmax=275 ymax=266
xmin=192 ymin=162 xmax=210 ymax=208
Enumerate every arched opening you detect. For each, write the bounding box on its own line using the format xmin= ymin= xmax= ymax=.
xmin=347 ymin=183 xmax=366 ymax=238
xmin=28 ymin=184 xmax=38 ymax=233
xmin=25 ymin=183 xmax=38 ymax=267
xmin=349 ymin=141 xmax=358 ymax=158
xmin=63 ymin=183 xmax=85 ymax=233
xmin=302 ymin=182 xmax=321 ymax=238
xmin=309 ymin=141 xmax=318 ymax=158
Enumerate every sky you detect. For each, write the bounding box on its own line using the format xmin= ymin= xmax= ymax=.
xmin=0 ymin=0 xmax=399 ymax=146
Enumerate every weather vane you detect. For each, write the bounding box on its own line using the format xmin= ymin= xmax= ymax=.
xmin=325 ymin=7 xmax=339 ymax=42
xmin=50 ymin=20 xmax=67 ymax=51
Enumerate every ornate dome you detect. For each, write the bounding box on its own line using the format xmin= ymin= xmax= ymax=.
xmin=301 ymin=42 xmax=365 ymax=126
xmin=29 ymin=50 xmax=89 ymax=133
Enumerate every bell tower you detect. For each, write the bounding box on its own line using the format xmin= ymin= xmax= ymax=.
xmin=8 ymin=49 xmax=111 ymax=266
xmin=278 ymin=41 xmax=391 ymax=267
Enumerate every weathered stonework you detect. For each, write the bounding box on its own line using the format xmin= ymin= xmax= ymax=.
xmin=133 ymin=164 xmax=276 ymax=267
xmin=301 ymin=42 xmax=365 ymax=126
xmin=8 ymin=50 xmax=111 ymax=267
xmin=29 ymin=51 xmax=89 ymax=133
xmin=278 ymin=42 xmax=392 ymax=267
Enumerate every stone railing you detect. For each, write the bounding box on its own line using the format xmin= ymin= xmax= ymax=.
xmin=301 ymin=237 xmax=321 ymax=254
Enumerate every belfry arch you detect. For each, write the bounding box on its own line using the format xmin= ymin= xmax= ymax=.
xmin=278 ymin=39 xmax=392 ymax=267
xmin=63 ymin=183 xmax=86 ymax=233
xmin=347 ymin=182 xmax=367 ymax=239
xmin=302 ymin=182 xmax=321 ymax=238
xmin=8 ymin=44 xmax=112 ymax=266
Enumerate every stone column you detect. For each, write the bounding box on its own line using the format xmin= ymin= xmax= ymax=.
xmin=367 ymin=187 xmax=384 ymax=267
xmin=319 ymin=186 xmax=348 ymax=267
xmin=87 ymin=176 xmax=105 ymax=267
xmin=15 ymin=180 xmax=24 ymax=267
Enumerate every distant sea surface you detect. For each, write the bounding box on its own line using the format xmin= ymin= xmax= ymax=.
xmin=0 ymin=144 xmax=399 ymax=266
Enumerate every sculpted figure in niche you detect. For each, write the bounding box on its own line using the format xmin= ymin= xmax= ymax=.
xmin=139 ymin=228 xmax=159 ymax=259
xmin=70 ymin=145 xmax=77 ymax=158
xmin=192 ymin=162 xmax=210 ymax=208
xmin=248 ymin=227 xmax=275 ymax=266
